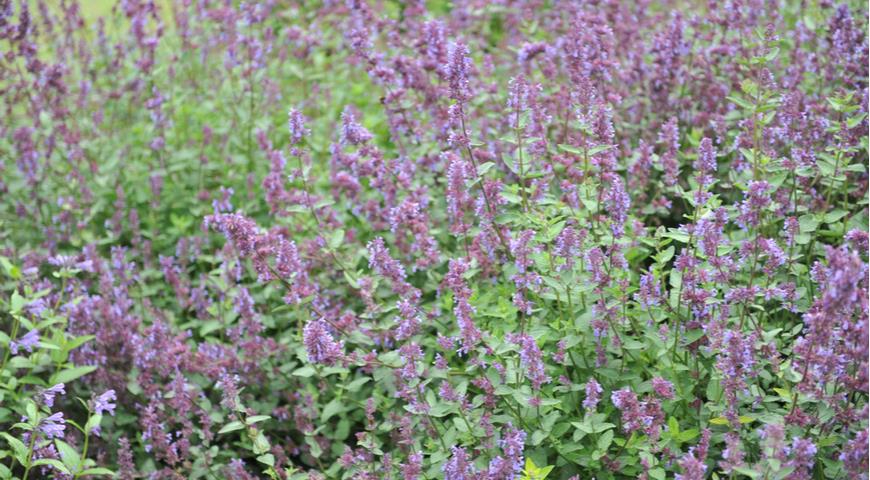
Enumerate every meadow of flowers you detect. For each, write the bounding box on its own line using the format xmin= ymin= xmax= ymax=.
xmin=0 ymin=0 xmax=868 ymax=478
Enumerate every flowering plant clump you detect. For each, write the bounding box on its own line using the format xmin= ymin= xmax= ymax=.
xmin=0 ymin=1 xmax=867 ymax=479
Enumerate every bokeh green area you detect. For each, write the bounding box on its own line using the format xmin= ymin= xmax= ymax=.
xmin=51 ymin=0 xmax=171 ymax=22
xmin=80 ymin=0 xmax=115 ymax=19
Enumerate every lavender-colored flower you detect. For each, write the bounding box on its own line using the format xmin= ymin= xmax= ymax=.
xmin=786 ymin=437 xmax=817 ymax=480
xmin=510 ymin=229 xmax=542 ymax=314
xmin=204 ymin=213 xmax=259 ymax=256
xmin=604 ymin=174 xmax=630 ymax=238
xmin=212 ymin=186 xmax=234 ymax=214
xmin=303 ymin=319 xmax=344 ymax=366
xmin=611 ymin=387 xmax=653 ymax=434
xmin=40 ymin=384 xmax=65 ymax=408
xmin=10 ymin=329 xmax=39 ymax=355
xmin=736 ymin=181 xmax=771 ymax=229
xmin=716 ymin=330 xmax=758 ymax=427
xmin=554 ymin=226 xmax=585 ymax=271
xmin=651 ymin=377 xmax=675 ymax=399
xmin=719 ymin=432 xmax=745 ymax=474
xmin=507 ymin=333 xmax=551 ymax=390
xmin=840 ymin=429 xmax=869 ymax=479
xmin=445 ymin=258 xmax=482 ymax=354
xmin=675 ymin=428 xmax=711 ymax=480
xmin=445 ymin=42 xmax=472 ymax=102
xmin=287 ymin=108 xmax=309 ymax=145
xmin=395 ymin=298 xmax=421 ymax=340
xmin=94 ymin=389 xmax=117 ymax=416
xmin=793 ymin=245 xmax=868 ymax=398
xmin=340 ymin=106 xmax=372 ymax=146
xmin=487 ymin=423 xmax=526 ymax=479
xmin=39 ymin=412 xmax=66 ymax=439
xmin=216 ymin=373 xmax=241 ymax=411
xmin=635 ymin=273 xmax=662 ymax=308
xmin=694 ymin=137 xmax=717 ymax=173
xmin=443 ymin=446 xmax=477 ymax=480
xmin=401 ymin=451 xmax=424 ymax=480
xmin=583 ymin=378 xmax=603 ymax=411
xmin=368 ymin=237 xmax=419 ymax=301
xmin=658 ymin=117 xmax=680 ymax=186
xmin=759 ymin=237 xmax=786 ymax=275
xmin=444 ymin=152 xmax=473 ymax=235
xmin=845 ymin=228 xmax=869 ymax=252
xmin=675 ymin=454 xmax=707 ymax=480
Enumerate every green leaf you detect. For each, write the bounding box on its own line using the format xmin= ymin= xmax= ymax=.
xmin=0 ymin=433 xmax=28 ymax=464
xmin=587 ymin=144 xmax=613 ymax=156
xmin=51 ymin=365 xmax=98 ymax=385
xmin=710 ymin=415 xmax=754 ymax=425
xmin=731 ymin=466 xmax=762 ymax=478
xmin=328 ymin=229 xmax=345 ymax=249
xmin=54 ymin=439 xmax=81 ymax=472
xmin=85 ymin=414 xmax=103 ymax=434
xmin=477 ymin=161 xmax=496 ymax=176
xmin=0 ymin=257 xmax=21 ymax=279
xmin=556 ymin=144 xmax=583 ymax=155
xmin=79 ymin=467 xmax=115 ymax=476
xmin=668 ymin=417 xmax=680 ymax=437
xmin=523 ymin=457 xmax=554 ymax=480
xmin=256 ymin=454 xmax=275 ymax=467
xmin=320 ymin=399 xmax=344 ymax=423
xmin=245 ymin=415 xmax=270 ymax=426
xmin=678 ymin=429 xmax=699 ymax=442
xmin=764 ymin=47 xmax=780 ymax=62
xmin=292 ymin=366 xmax=316 ymax=377
xmin=597 ymin=430 xmax=614 ymax=451
xmin=823 ymin=209 xmax=848 ymax=224
xmin=344 ymin=377 xmax=370 ymax=392
xmin=662 ymin=230 xmax=690 ymax=243
xmin=846 ymin=113 xmax=867 ymax=129
xmin=648 ymin=467 xmax=666 ymax=480
xmin=64 ymin=335 xmax=95 ymax=354
xmin=252 ymin=432 xmax=271 ymax=455
xmin=798 ymin=214 xmax=818 ymax=233
xmin=727 ymin=95 xmax=753 ymax=110
xmin=31 ymin=458 xmax=70 ymax=475
xmin=655 ymin=246 xmax=675 ymax=265
xmin=218 ymin=421 xmax=245 ymax=434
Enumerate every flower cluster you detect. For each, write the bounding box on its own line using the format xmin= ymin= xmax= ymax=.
xmin=0 ymin=1 xmax=866 ymax=479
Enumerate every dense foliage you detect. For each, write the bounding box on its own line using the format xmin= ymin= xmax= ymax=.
xmin=0 ymin=0 xmax=868 ymax=479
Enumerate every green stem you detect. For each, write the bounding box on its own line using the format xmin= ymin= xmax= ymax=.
xmin=21 ymin=429 xmax=38 ymax=480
